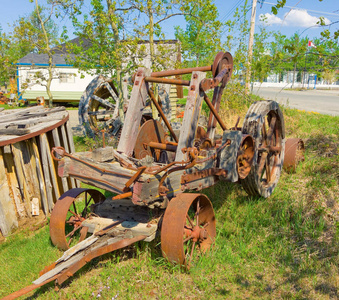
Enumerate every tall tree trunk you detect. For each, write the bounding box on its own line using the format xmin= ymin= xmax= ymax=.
xmin=107 ymin=0 xmax=124 ymax=100
xmin=35 ymin=0 xmax=53 ymax=107
xmin=147 ymin=0 xmax=155 ymax=69
xmin=47 ymin=52 xmax=53 ymax=108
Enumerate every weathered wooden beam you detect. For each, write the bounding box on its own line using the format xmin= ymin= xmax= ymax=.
xmin=11 ymin=143 xmax=32 ymax=217
xmin=39 ymin=134 xmax=56 ymax=211
xmin=52 ymin=128 xmax=69 ymax=194
xmin=2 ymin=145 xmax=25 ymax=218
xmin=32 ymin=138 xmax=49 ymax=216
xmin=60 ymin=124 xmax=76 ymax=189
xmin=41 ymin=133 xmax=61 ymax=202
xmin=175 ymin=71 xmax=206 ymax=162
xmin=117 ymin=68 xmax=151 ymax=156
xmin=0 ymin=148 xmax=18 ymax=236
xmin=65 ymin=120 xmax=80 ymax=188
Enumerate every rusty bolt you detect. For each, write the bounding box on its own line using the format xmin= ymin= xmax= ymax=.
xmin=193 ymin=74 xmax=198 ymax=79
xmin=190 ymin=85 xmax=196 ymax=91
xmin=135 ymin=80 xmax=139 ymax=85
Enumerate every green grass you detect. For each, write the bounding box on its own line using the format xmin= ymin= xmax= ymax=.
xmin=0 ymin=104 xmax=338 ymax=299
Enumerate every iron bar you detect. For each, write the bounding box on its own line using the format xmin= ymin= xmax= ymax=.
xmin=202 ymin=92 xmax=227 ymax=131
xmin=147 ymin=88 xmax=178 ymax=143
xmin=150 ymin=65 xmax=212 ymax=77
xmin=145 ymin=77 xmax=190 ymax=86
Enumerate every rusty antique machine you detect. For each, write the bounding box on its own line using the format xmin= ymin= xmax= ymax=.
xmin=4 ymin=52 xmax=287 ymax=299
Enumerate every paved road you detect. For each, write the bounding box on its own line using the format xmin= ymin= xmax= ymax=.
xmin=252 ymin=87 xmax=339 ymax=116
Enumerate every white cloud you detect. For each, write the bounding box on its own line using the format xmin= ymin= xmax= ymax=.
xmin=260 ymin=13 xmax=282 ymax=25
xmin=260 ymin=9 xmax=331 ymax=28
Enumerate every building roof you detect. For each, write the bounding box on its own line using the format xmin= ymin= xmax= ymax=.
xmin=18 ymin=53 xmax=75 ymax=66
xmin=18 ymin=37 xmax=179 ymax=66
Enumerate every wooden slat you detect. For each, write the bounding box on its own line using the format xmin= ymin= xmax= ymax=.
xmin=2 ymin=147 xmax=25 ymax=218
xmin=11 ymin=144 xmax=32 ymax=217
xmin=39 ymin=134 xmax=55 ymax=211
xmin=0 ymin=149 xmax=18 ymax=236
xmin=41 ymin=133 xmax=60 ymax=202
xmin=18 ymin=141 xmax=40 ymax=200
xmin=65 ymin=121 xmax=80 ymax=187
xmin=60 ymin=124 xmax=76 ymax=189
xmin=32 ymin=138 xmax=49 ymax=215
xmin=52 ymin=128 xmax=68 ymax=193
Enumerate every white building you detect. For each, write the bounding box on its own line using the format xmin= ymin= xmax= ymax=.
xmin=17 ymin=38 xmax=181 ymax=103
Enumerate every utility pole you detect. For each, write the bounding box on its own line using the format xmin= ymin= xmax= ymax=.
xmin=245 ymin=0 xmax=257 ymax=93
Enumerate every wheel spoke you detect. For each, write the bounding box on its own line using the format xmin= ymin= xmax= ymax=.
xmin=68 ymin=209 xmax=79 ymax=218
xmin=196 ymin=199 xmax=200 ymax=226
xmin=266 ymin=116 xmax=277 ymax=146
xmin=203 ymin=222 xmax=210 ymax=228
xmin=187 ymin=241 xmax=196 ymax=268
xmin=186 ymin=215 xmax=194 ymax=228
xmin=265 ymin=155 xmax=271 ymax=182
xmin=65 ymin=224 xmax=82 ymax=238
xmin=258 ymin=152 xmax=268 ymax=179
xmin=183 ymin=235 xmax=193 ymax=243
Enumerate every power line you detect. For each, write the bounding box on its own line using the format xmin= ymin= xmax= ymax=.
xmin=219 ymin=0 xmax=246 ymax=23
xmin=261 ymin=1 xmax=339 ymax=17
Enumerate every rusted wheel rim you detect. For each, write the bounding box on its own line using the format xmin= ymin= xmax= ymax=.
xmin=50 ymin=188 xmax=105 ymax=250
xmin=283 ymin=138 xmax=305 ymax=172
xmin=161 ymin=193 xmax=216 ymax=269
xmin=134 ymin=119 xmax=166 ymax=160
xmin=212 ymin=51 xmax=233 ymax=85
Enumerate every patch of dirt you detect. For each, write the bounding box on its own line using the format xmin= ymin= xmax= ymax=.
xmin=0 ymin=211 xmax=48 ymax=244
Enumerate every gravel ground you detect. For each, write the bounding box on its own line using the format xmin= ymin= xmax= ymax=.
xmin=67 ymin=109 xmax=80 ymax=128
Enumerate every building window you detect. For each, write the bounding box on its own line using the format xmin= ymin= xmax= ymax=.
xmin=59 ymin=73 xmax=75 ymax=83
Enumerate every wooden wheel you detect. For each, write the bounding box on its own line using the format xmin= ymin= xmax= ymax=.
xmin=241 ymin=100 xmax=285 ymax=198
xmin=79 ymin=75 xmax=122 ymax=137
xmin=161 ymin=193 xmax=216 ymax=269
xmin=50 ymin=188 xmax=105 ymax=250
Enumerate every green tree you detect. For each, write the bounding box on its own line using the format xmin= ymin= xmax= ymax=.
xmin=68 ymin=0 xmax=138 ymax=95
xmin=12 ymin=0 xmax=72 ymax=107
xmin=252 ymin=23 xmax=271 ymax=83
xmin=174 ymin=0 xmax=223 ymax=67
xmin=0 ymin=28 xmax=32 ymax=88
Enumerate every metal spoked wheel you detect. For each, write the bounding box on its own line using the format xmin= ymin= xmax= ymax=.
xmin=161 ymin=193 xmax=216 ymax=269
xmin=50 ymin=188 xmax=106 ymax=250
xmin=241 ymin=100 xmax=285 ymax=198
xmin=78 ymin=75 xmax=122 ymax=137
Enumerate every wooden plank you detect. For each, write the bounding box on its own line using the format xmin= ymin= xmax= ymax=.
xmin=65 ymin=120 xmax=80 ymax=187
xmin=41 ymin=133 xmax=60 ymax=202
xmin=32 ymin=138 xmax=49 ymax=216
xmin=0 ymin=107 xmax=48 ymax=123
xmin=0 ymin=111 xmax=66 ymax=129
xmin=60 ymin=124 xmax=76 ymax=189
xmin=52 ymin=128 xmax=68 ymax=194
xmin=0 ymin=148 xmax=18 ymax=236
xmin=11 ymin=144 xmax=32 ymax=217
xmin=117 ymin=68 xmax=151 ymax=156
xmin=2 ymin=147 xmax=25 ymax=218
xmin=0 ymin=128 xmax=30 ymax=135
xmin=39 ymin=134 xmax=55 ymax=211
xmin=175 ymin=71 xmax=206 ymax=162
xmin=18 ymin=141 xmax=40 ymax=200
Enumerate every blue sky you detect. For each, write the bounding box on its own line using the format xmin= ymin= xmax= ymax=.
xmin=1 ymin=0 xmax=338 ymax=43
